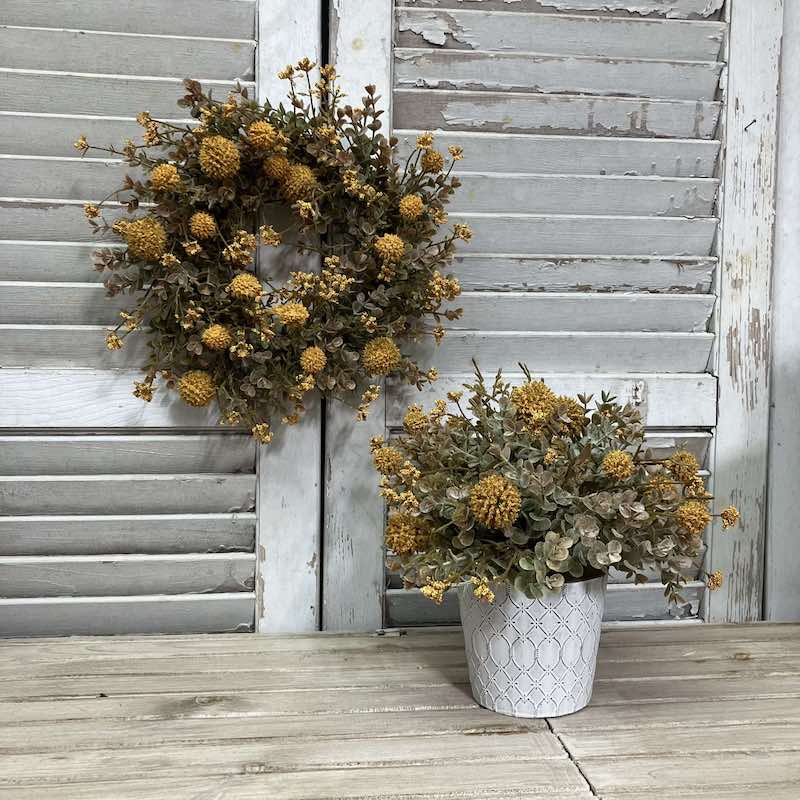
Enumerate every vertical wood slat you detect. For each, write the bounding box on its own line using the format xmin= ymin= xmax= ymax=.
xmin=708 ymin=0 xmax=782 ymax=622
xmin=254 ymin=0 xmax=323 ymax=633
xmin=765 ymin=0 xmax=800 ymax=621
xmin=322 ymin=0 xmax=394 ymax=631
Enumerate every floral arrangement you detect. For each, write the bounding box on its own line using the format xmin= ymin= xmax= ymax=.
xmin=77 ymin=60 xmax=468 ymax=442
xmin=372 ymin=366 xmax=739 ymax=605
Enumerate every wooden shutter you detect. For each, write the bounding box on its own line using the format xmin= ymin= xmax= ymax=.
xmin=0 ymin=0 xmax=260 ymax=635
xmin=377 ymin=0 xmax=727 ymax=627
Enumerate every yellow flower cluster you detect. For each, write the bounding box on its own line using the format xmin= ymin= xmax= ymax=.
xmin=105 ymin=332 xmax=123 ymax=351
xmin=133 ymin=381 xmax=153 ymax=402
xmin=226 ymin=272 xmax=263 ymax=300
xmin=362 ymin=337 xmax=401 ymax=375
xmin=471 ymin=577 xmax=495 ymax=604
xmin=300 ymin=346 xmax=327 ymax=374
xmin=373 ymin=445 xmax=405 ymax=475
xmin=403 ymin=404 xmax=427 ymax=434
xmin=426 ymin=272 xmax=461 ymax=305
xmin=282 ymin=164 xmax=318 ymax=201
xmin=706 ymin=570 xmax=724 ymax=591
xmin=251 ymin=423 xmax=273 ymax=444
xmin=123 ymin=217 xmax=167 ymax=262
xmin=511 ymin=380 xmax=557 ymax=433
xmin=199 ymin=135 xmax=240 ymax=180
xmin=602 ymin=450 xmax=635 ymax=481
xmin=178 ymin=370 xmax=216 ymax=407
xmin=676 ymin=500 xmax=711 ymax=535
xmin=469 ymin=474 xmax=521 ymax=529
xmin=189 ymin=212 xmax=217 ymax=240
xmin=420 ymin=579 xmax=450 ymax=605
xmin=247 ymin=120 xmax=281 ymax=150
xmin=357 ymin=384 xmax=382 ymax=421
xmin=201 ymin=324 xmax=233 ymax=352
xmin=721 ymin=505 xmax=740 ymax=529
xmin=223 ymin=230 xmax=258 ymax=267
xmin=421 ymin=149 xmax=444 ymax=173
xmin=666 ymin=450 xmax=700 ymax=484
xmin=385 ymin=513 xmax=430 ymax=555
xmin=273 ymin=302 xmax=309 ymax=326
xmin=373 ymin=234 xmax=405 ymax=264
xmin=263 ymin=155 xmax=291 ymax=182
xmin=149 ymin=163 xmax=181 ymax=192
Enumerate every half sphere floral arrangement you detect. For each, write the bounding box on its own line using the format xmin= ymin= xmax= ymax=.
xmin=372 ymin=366 xmax=739 ymax=718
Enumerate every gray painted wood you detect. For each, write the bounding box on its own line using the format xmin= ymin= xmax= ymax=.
xmin=453 ymin=292 xmax=714 ymax=332
xmin=394 ymin=8 xmax=725 ymax=59
xmin=0 ymin=200 xmax=133 ymax=242
xmin=0 ymin=242 xmax=117 ymax=282
xmin=449 ymin=173 xmax=719 ymax=216
xmin=395 ymin=50 xmax=722 ymax=101
xmin=394 ymin=130 xmax=721 ymax=177
xmin=0 ymin=594 xmax=255 ymax=637
xmin=1 ymin=0 xmax=256 ymax=38
xmin=394 ymin=89 xmax=721 ymax=137
xmin=708 ymin=0 xmax=783 ymax=623
xmin=0 ymin=554 xmax=255 ymax=598
xmin=387 ymin=373 xmax=717 ymax=428
xmin=0 ymin=435 xmax=255 ymax=475
xmin=411 ymin=331 xmax=713 ymax=373
xmin=0 ymin=27 xmax=255 ymax=81
xmin=0 ymin=514 xmax=256 ymax=556
xmin=0 ymin=474 xmax=256 ymax=515
xmin=453 ymin=254 xmax=716 ymax=293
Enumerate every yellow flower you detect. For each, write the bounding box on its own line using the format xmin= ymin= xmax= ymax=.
xmin=511 ymin=380 xmax=557 ymax=433
xmin=421 ymin=579 xmax=450 ymax=605
xmin=300 ymin=346 xmax=327 ymax=374
xmin=721 ymin=505 xmax=740 ymax=529
xmin=252 ymin=423 xmax=273 ymax=444
xmin=282 ymin=164 xmax=318 ymax=201
xmin=178 ymin=370 xmax=216 ymax=407
xmin=273 ymin=302 xmax=309 ymax=326
xmin=296 ymin=57 xmax=316 ymax=72
xmin=124 ymin=217 xmax=167 ymax=262
xmin=399 ymin=194 xmax=424 ymax=221
xmin=132 ymin=381 xmax=153 ymax=402
xmin=201 ymin=324 xmax=233 ymax=352
xmin=263 ymin=155 xmax=291 ymax=182
xmin=373 ymin=233 xmax=405 ymax=263
xmin=199 ymin=135 xmax=240 ymax=180
xmin=453 ymin=223 xmax=472 ymax=242
xmin=161 ymin=253 xmax=181 ymax=269
xmin=416 ymin=132 xmax=434 ymax=149
xmin=83 ymin=203 xmax=100 ymax=219
xmin=544 ymin=448 xmax=558 ymax=465
xmin=247 ymin=120 xmax=280 ymax=150
xmin=469 ymin=474 xmax=521 ymax=529
xmin=421 ymin=149 xmax=445 ymax=173
xmin=676 ymin=500 xmax=712 ymax=535
xmin=149 ymin=163 xmax=181 ymax=192
xmin=602 ymin=450 xmax=635 ymax=481
xmin=647 ymin=473 xmax=675 ymax=496
xmin=471 ymin=577 xmax=495 ymax=603
xmin=189 ymin=212 xmax=217 ymax=240
xmin=448 ymin=145 xmax=464 ymax=161
xmin=707 ymin=570 xmax=724 ymax=591
xmin=182 ymin=240 xmax=202 ymax=257
xmin=259 ymin=225 xmax=281 ymax=246
xmin=556 ymin=395 xmax=587 ymax=437
xmin=105 ymin=332 xmax=123 ymax=351
xmin=403 ymin=404 xmax=427 ymax=434
xmin=227 ymin=272 xmax=263 ymax=300
xmin=278 ymin=65 xmax=294 ymax=80
xmin=373 ymin=446 xmax=404 ymax=475
xmin=666 ymin=450 xmax=700 ymax=484
xmin=362 ymin=337 xmax=401 ymax=375
xmin=385 ymin=513 xmax=430 ymax=555
xmin=74 ymin=134 xmax=89 ymax=152
xmin=447 ymin=391 xmax=463 ymax=403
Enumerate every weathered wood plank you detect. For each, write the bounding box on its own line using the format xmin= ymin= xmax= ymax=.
xmin=0 ymin=554 xmax=255 ymax=598
xmin=453 ymin=254 xmax=716 ymax=293
xmin=0 ymin=474 xmax=256 ymax=514
xmin=450 ymin=173 xmax=718 ymax=216
xmin=410 ymin=331 xmax=714 ymax=373
xmin=1 ymin=0 xmax=256 ymax=38
xmin=394 ymin=8 xmax=725 ymax=60
xmin=0 ymin=435 xmax=254 ymax=475
xmin=0 ymin=594 xmax=254 ymax=638
xmin=0 ymin=514 xmax=256 ymax=557
xmin=0 ymin=201 xmax=131 ymax=242
xmin=0 ymin=70 xmax=250 ymax=118
xmin=395 ymin=130 xmax=721 ymax=177
xmin=388 ymin=372 xmax=717 ymax=428
xmin=394 ymin=89 xmax=721 ymax=138
xmin=708 ymin=0 xmax=782 ymax=623
xmin=0 ymin=241 xmax=114 ymax=282
xmin=642 ymin=431 xmax=710 ymax=462
xmin=395 ymin=50 xmax=722 ymax=101
xmin=0 ymin=27 xmax=255 ymax=81
xmin=601 ymin=790 xmax=800 ymax=800
xmin=453 ymin=292 xmax=713 ymax=332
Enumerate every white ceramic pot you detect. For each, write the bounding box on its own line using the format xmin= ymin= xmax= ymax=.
xmin=458 ymin=574 xmax=606 ymax=718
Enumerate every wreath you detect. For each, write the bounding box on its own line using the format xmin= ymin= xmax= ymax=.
xmin=78 ymin=59 xmax=470 ymax=443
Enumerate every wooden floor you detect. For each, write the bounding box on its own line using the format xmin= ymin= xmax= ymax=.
xmin=0 ymin=624 xmax=798 ymax=799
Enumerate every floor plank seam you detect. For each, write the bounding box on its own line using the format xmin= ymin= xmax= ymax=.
xmin=545 ymin=717 xmax=599 ymax=798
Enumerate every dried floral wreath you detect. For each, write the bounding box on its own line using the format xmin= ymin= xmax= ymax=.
xmin=78 ymin=60 xmax=469 ymax=443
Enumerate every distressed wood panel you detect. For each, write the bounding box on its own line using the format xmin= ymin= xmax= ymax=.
xmin=0 ymin=435 xmax=255 ymax=475
xmin=0 ymin=514 xmax=256 ymax=556
xmin=454 ymin=254 xmax=716 ymax=293
xmin=643 ymin=431 xmax=710 ymax=462
xmin=0 ymin=242 xmax=114 ymax=282
xmin=394 ymin=8 xmax=725 ymax=60
xmin=395 ymin=50 xmax=722 ymax=101
xmin=454 ymin=292 xmax=713 ymax=331
xmin=0 ymin=71 xmax=250 ymax=118
xmin=395 ymin=130 xmax=721 ymax=176
xmin=410 ymin=331 xmax=713 ymax=372
xmin=449 ymin=173 xmax=719 ymax=216
xmin=0 ymin=283 xmax=135 ymax=325
xmin=395 ymin=0 xmax=724 ymax=18
xmin=0 ymin=201 xmax=132 ymax=242
xmin=1 ymin=1 xmax=256 ymax=38
xmin=0 ymin=474 xmax=256 ymax=515
xmin=0 ymin=370 xmax=222 ymax=428
xmin=0 ymin=594 xmax=254 ymax=638
xmin=0 ymin=28 xmax=255 ymax=81
xmin=387 ymin=373 xmax=717 ymax=428
xmin=394 ymin=89 xmax=721 ymax=137
xmin=708 ymin=0 xmax=782 ymax=623
xmin=0 ymin=554 xmax=255 ymax=598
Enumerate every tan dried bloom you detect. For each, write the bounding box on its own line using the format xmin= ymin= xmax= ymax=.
xmin=416 ymin=132 xmax=434 ymax=149
xmin=373 ymin=446 xmax=405 ymax=475
xmin=421 ymin=149 xmax=445 ymax=173
xmin=278 ymin=65 xmax=294 ymax=80
xmin=399 ymin=194 xmax=424 ymax=221
xmin=259 ymin=225 xmax=281 ymax=246
xmin=263 ymin=154 xmax=291 ymax=182
xmin=161 ymin=253 xmax=181 ymax=269
xmin=362 ymin=337 xmax=401 ymax=375
xmin=83 ymin=203 xmax=100 ymax=219
xmin=666 ymin=450 xmax=700 ymax=484
xmin=189 ymin=212 xmax=217 ymax=240
xmin=721 ymin=505 xmax=740 ymax=529
xmin=707 ymin=570 xmax=724 ymax=591
xmin=469 ymin=474 xmax=521 ymax=529
xmin=149 ymin=163 xmax=181 ymax=192
xmin=74 ymin=134 xmax=89 ymax=152
xmin=453 ymin=223 xmax=472 ymax=242
xmin=403 ymin=404 xmax=427 ymax=434
xmin=178 ymin=370 xmax=216 ymax=407
xmin=105 ymin=332 xmax=123 ymax=351
xmin=227 ymin=272 xmax=263 ymax=300
xmin=448 ymin=145 xmax=464 ymax=161
xmin=132 ymin=381 xmax=153 ymax=402
xmin=471 ymin=577 xmax=495 ymax=603
xmin=385 ymin=513 xmax=430 ymax=555
xmin=252 ymin=423 xmax=273 ymax=444
xmin=602 ymin=450 xmax=635 ymax=481
xmin=124 ymin=217 xmax=167 ymax=261
xmin=199 ymin=135 xmax=240 ymax=180
xmin=373 ymin=233 xmax=405 ymax=263
xmin=676 ymin=500 xmax=712 ymax=535
xmin=282 ymin=164 xmax=318 ymax=201
xmin=357 ymin=384 xmax=381 ymax=421
xmin=273 ymin=302 xmax=310 ymax=326
xmin=182 ymin=240 xmax=202 ymax=257
xmin=247 ymin=120 xmax=280 ymax=150
xmin=201 ymin=324 xmax=233 ymax=352
xmin=511 ymin=380 xmax=557 ymax=433
xmin=421 ymin=579 xmax=450 ymax=605
xmin=544 ymin=448 xmax=558 ymax=466
xmin=300 ymin=346 xmax=327 ymax=374
xmin=296 ymin=57 xmax=316 ymax=72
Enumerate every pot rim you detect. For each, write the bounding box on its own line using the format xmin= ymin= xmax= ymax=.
xmin=457 ymin=572 xmax=607 ymax=597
